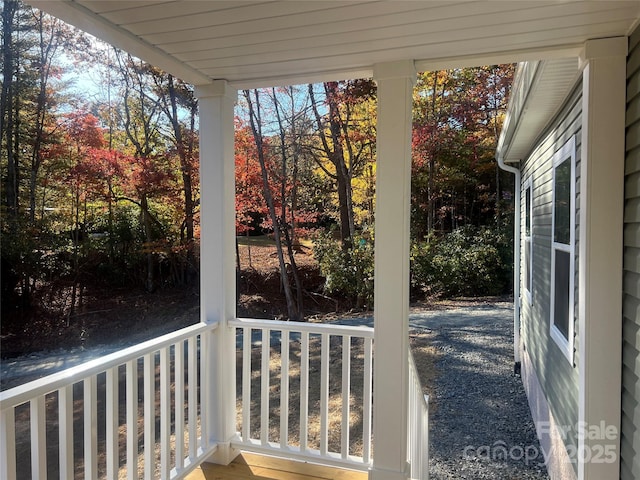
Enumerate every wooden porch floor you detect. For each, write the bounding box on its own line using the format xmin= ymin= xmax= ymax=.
xmin=186 ymin=452 xmax=368 ymax=480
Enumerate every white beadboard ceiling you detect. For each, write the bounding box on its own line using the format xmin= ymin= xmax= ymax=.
xmin=27 ymin=0 xmax=640 ymax=88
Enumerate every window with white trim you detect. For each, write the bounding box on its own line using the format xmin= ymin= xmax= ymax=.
xmin=523 ymin=177 xmax=533 ymax=305
xmin=550 ymin=136 xmax=576 ymax=363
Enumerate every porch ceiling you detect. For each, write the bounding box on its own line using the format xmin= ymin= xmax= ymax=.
xmin=26 ymin=0 xmax=640 ymax=88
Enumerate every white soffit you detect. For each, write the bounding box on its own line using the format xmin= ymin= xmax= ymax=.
xmin=26 ymin=1 xmax=640 ymax=88
xmin=497 ymin=57 xmax=581 ymax=163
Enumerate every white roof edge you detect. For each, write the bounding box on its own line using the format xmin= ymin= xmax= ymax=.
xmin=496 ymin=56 xmax=581 ymax=164
xmin=495 ymin=61 xmax=541 ymax=163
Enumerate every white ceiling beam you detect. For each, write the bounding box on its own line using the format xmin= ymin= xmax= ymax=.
xmin=416 ymin=43 xmax=583 ymax=73
xmin=229 ymin=68 xmax=374 ymax=90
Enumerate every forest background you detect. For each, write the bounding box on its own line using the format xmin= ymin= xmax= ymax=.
xmin=1 ymin=1 xmax=515 ymax=357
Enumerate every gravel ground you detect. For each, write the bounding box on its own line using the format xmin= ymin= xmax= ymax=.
xmin=411 ymin=302 xmax=550 ymax=480
xmin=3 ymin=299 xmax=551 ymax=479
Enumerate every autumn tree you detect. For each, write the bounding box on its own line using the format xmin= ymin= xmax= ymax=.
xmin=27 ymin=9 xmax=88 ymax=224
xmin=150 ymin=70 xmax=199 ymax=267
xmin=63 ymin=111 xmax=107 ymax=317
xmin=1 ymin=0 xmax=19 ymax=225
xmin=1 ymin=1 xmax=89 ymax=308
xmin=307 ymin=80 xmax=376 ymax=249
xmin=242 ymin=88 xmax=305 ymax=321
xmin=411 ymin=66 xmax=515 ymax=239
xmin=113 ymin=50 xmax=174 ymax=292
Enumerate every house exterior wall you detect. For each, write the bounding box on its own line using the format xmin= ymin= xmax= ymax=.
xmin=621 ymin=23 xmax=640 ymax=480
xmin=520 ymin=82 xmax=583 ymax=477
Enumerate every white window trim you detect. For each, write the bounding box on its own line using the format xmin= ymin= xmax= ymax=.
xmin=523 ymin=176 xmax=533 ymax=306
xmin=549 ymin=136 xmax=576 ymax=364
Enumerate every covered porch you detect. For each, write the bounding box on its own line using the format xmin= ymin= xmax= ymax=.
xmin=2 ymin=2 xmax=639 ymax=479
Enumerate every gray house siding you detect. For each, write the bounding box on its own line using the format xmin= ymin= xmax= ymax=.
xmin=521 ymin=83 xmax=582 ymax=463
xmin=621 ymin=24 xmax=640 ymax=480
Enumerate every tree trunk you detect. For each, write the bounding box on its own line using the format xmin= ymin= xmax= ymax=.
xmin=308 ymin=82 xmax=355 ymax=250
xmin=29 ymin=12 xmax=58 ymax=223
xmin=2 ymin=1 xmax=18 ymax=219
xmin=427 ymin=71 xmax=439 ymax=234
xmin=141 ymin=195 xmax=155 ymax=292
xmin=244 ymin=89 xmax=301 ymax=321
xmin=167 ymin=75 xmax=195 ymax=244
xmin=271 ymin=87 xmax=304 ymax=320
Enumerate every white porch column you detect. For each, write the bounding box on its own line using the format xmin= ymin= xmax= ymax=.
xmin=577 ymin=37 xmax=626 ymax=480
xmin=194 ymin=80 xmax=239 ymax=465
xmin=370 ymin=60 xmax=415 ymax=480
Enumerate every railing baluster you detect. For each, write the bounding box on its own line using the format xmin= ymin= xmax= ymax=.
xmin=30 ymin=396 xmax=46 ymax=479
xmin=0 ymin=323 xmax=214 ymax=480
xmin=242 ymin=327 xmax=251 ymax=441
xmin=199 ymin=332 xmax=208 ymax=449
xmin=160 ymin=346 xmax=170 ymax=479
xmin=1 ymin=407 xmax=16 ymax=480
xmin=341 ymin=335 xmax=351 ymax=459
xmin=412 ymin=387 xmax=417 ymax=476
xmin=300 ymin=331 xmax=309 ymax=452
xmin=260 ymin=328 xmax=270 ymax=445
xmin=174 ymin=340 xmax=185 ymax=471
xmin=58 ymin=385 xmax=73 ymax=480
xmin=280 ymin=330 xmax=289 ymax=449
xmin=126 ymin=359 xmax=138 ymax=480
xmin=187 ymin=336 xmax=197 ymax=460
xmin=408 ymin=350 xmax=430 ymax=480
xmin=143 ymin=353 xmax=155 ymax=480
xmin=106 ymin=367 xmax=119 ymax=479
xmin=417 ymin=388 xmax=421 ymax=475
xmin=320 ymin=332 xmax=329 ymax=456
xmin=363 ymin=336 xmax=373 ymax=464
xmin=410 ymin=374 xmax=416 ymax=477
xmin=84 ymin=376 xmax=98 ymax=480
xmin=424 ymin=395 xmax=430 ymax=480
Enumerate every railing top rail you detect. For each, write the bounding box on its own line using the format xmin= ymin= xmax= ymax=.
xmin=1 ymin=322 xmax=216 ymax=410
xmin=229 ymin=317 xmax=374 ymax=338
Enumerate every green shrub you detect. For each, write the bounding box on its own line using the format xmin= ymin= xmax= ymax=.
xmin=313 ymin=227 xmax=375 ymax=309
xmin=411 ymin=226 xmax=512 ymax=297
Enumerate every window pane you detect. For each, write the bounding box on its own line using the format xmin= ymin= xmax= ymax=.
xmin=525 ymin=238 xmax=531 ymax=292
xmin=525 ymin=186 xmax=531 ymax=236
xmin=554 ymin=158 xmax=571 ymax=245
xmin=554 ymin=249 xmax=571 ymax=339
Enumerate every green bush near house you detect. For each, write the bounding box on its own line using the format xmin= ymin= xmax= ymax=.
xmin=314 ymin=224 xmax=512 ymax=307
xmin=411 ymin=226 xmax=512 ymax=297
xmin=313 ymin=227 xmax=375 ymax=309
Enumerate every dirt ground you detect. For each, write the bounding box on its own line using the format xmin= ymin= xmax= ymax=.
xmin=1 ymin=240 xmax=504 ymax=360
xmin=1 ymin=242 xmax=315 ymax=359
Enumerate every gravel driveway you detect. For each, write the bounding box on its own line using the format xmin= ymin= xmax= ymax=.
xmin=411 ymin=302 xmax=550 ymax=480
xmin=3 ymin=300 xmax=551 ymax=479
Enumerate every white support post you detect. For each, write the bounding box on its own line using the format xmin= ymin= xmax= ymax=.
xmin=577 ymin=37 xmax=626 ymax=480
xmin=194 ymin=80 xmax=239 ymax=465
xmin=370 ymin=60 xmax=415 ymax=480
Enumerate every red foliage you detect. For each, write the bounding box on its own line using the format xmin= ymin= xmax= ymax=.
xmin=235 ymin=123 xmax=268 ymax=234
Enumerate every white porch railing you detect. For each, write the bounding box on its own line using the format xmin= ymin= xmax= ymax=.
xmin=229 ymin=318 xmax=374 ymax=471
xmin=408 ymin=349 xmax=430 ymax=480
xmin=0 ymin=323 xmax=216 ymax=480
xmin=1 ymin=318 xmax=430 ymax=479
